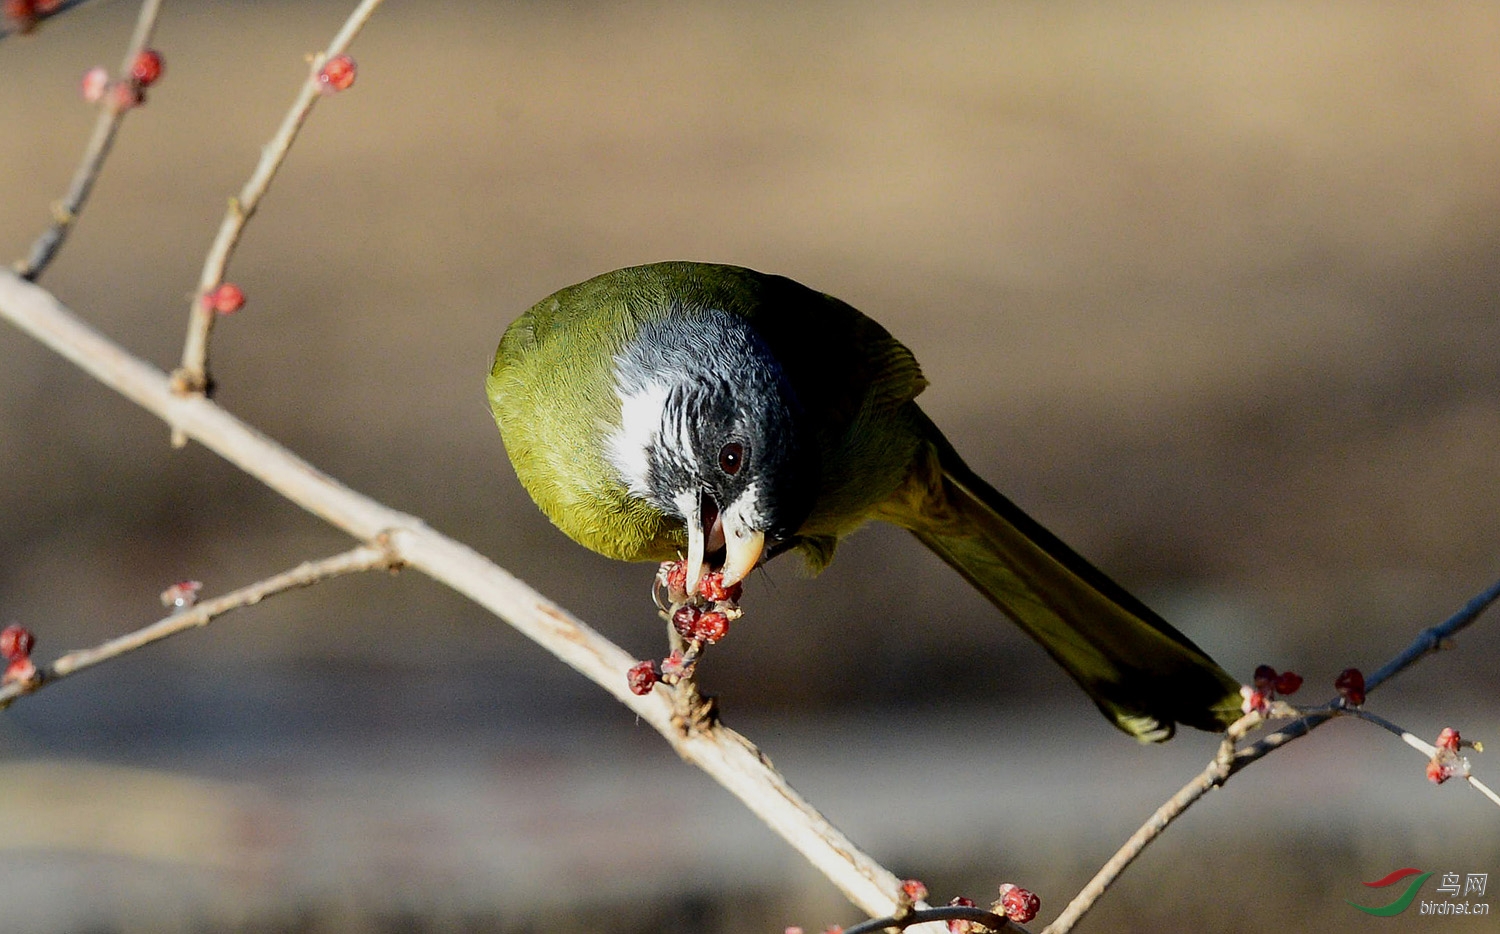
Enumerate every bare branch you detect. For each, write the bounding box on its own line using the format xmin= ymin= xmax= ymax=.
xmin=11 ymin=0 xmax=163 ymax=280
xmin=0 ymin=268 xmax=915 ymax=922
xmin=171 ymin=0 xmax=386 ymax=400
xmin=1043 ymin=577 xmax=1500 ymax=934
xmin=0 ymin=544 xmax=395 ymax=706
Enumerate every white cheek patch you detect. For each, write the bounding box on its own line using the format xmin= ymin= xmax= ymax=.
xmin=722 ymin=482 xmax=764 ymax=539
xmin=606 ymin=379 xmax=671 ymax=498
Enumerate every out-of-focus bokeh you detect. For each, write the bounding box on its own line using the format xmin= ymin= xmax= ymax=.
xmin=2 ymin=1 xmax=1498 ymax=931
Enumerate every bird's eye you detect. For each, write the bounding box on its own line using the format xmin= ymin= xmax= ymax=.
xmin=717 ymin=442 xmax=744 ymax=475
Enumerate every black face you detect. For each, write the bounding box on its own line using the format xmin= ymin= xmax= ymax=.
xmin=617 ymin=309 xmax=819 ymax=548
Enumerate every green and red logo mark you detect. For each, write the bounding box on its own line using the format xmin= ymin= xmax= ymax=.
xmin=1348 ymin=868 xmax=1433 ymax=916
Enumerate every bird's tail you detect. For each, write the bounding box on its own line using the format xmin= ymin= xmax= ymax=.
xmin=875 ymin=411 xmax=1243 ymax=741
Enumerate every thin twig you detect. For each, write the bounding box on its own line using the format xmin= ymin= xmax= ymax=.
xmin=170 ymin=0 xmax=385 ymax=404
xmin=1043 ymin=577 xmax=1500 ymax=934
xmin=1231 ymin=574 xmax=1500 ymax=771
xmin=12 ymin=0 xmax=164 ymax=280
xmin=1340 ymin=707 xmax=1500 ymax=809
xmin=0 ymin=269 xmax=917 ymax=923
xmin=0 ymin=544 xmax=395 ymax=706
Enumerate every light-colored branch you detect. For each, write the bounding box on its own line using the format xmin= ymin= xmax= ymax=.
xmin=1043 ymin=577 xmax=1500 ymax=934
xmin=171 ymin=0 xmax=385 ymax=399
xmin=12 ymin=0 xmax=163 ymax=280
xmin=0 ymin=544 xmax=394 ymax=705
xmin=0 ymin=268 xmax=916 ymax=924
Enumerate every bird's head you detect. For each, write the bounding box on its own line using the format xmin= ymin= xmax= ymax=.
xmin=607 ymin=309 xmax=817 ymax=594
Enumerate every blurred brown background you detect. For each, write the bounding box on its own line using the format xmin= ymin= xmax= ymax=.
xmin=2 ymin=1 xmax=1498 ymax=931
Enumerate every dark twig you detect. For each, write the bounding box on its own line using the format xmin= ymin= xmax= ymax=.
xmin=12 ymin=0 xmax=163 ymax=280
xmin=1044 ymin=574 xmax=1500 ymax=934
xmin=843 ymin=904 xmax=1021 ymax=934
xmin=0 ymin=544 xmax=395 ymax=706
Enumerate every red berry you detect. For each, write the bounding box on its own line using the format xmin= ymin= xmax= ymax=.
xmin=692 ymin=610 xmax=729 ymax=644
xmin=663 ymin=561 xmax=688 ymax=595
xmin=660 ymin=649 xmax=690 ymax=678
xmin=1240 ymin=686 xmax=1271 ymax=716
xmin=317 ymin=54 xmax=357 ymax=93
xmin=997 ymin=883 xmax=1040 ymax=924
xmin=698 ymin=571 xmax=743 ymax=603
xmin=0 ymin=624 xmax=34 ymax=661
xmin=108 ymin=80 xmax=143 ymax=113
xmin=1335 ymin=667 xmax=1366 ymax=706
xmin=1436 ymin=727 xmax=1461 ymax=753
xmin=626 ymin=659 xmax=657 ymax=695
xmin=130 ymin=49 xmax=164 ymax=87
xmin=160 ymin=580 xmax=202 ymax=609
xmin=3 ymin=0 xmax=38 ymax=33
xmin=81 ymin=66 xmax=109 ymax=103
xmin=1426 ymin=757 xmax=1454 ymax=785
xmin=900 ymin=879 xmax=928 ymax=903
xmin=206 ymin=283 xmax=246 ymax=315
xmin=671 ymin=604 xmax=701 ymax=639
xmin=1273 ymin=671 xmax=1303 ymax=696
xmin=1252 ymin=664 xmax=1278 ymax=690
xmin=946 ymin=896 xmax=978 ymax=934
xmin=3 ymin=657 xmax=36 ymax=686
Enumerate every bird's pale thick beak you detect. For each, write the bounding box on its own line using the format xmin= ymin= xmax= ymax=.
xmin=719 ymin=518 xmax=765 ymax=588
xmin=676 ymin=490 xmax=764 ymax=595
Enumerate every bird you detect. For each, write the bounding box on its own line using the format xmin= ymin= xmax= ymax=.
xmin=487 ymin=261 xmax=1243 ymax=740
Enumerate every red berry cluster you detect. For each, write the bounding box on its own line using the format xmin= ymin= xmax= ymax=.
xmin=1 ymin=624 xmax=38 ymax=686
xmin=160 ymin=579 xmax=202 ymax=609
xmin=205 ymin=283 xmax=246 ymax=315
xmin=898 ymin=878 xmax=928 ymax=905
xmin=630 ymin=560 xmax=748 ymax=695
xmin=1334 ymin=667 xmax=1366 ymax=706
xmin=1426 ymin=727 xmax=1478 ymax=786
xmin=81 ymin=67 xmax=108 ymax=103
xmin=626 ymin=659 xmax=658 ymax=696
xmin=317 ymin=54 xmax=357 ymax=94
xmin=4 ymin=0 xmax=61 ymax=35
xmin=660 ymin=649 xmax=691 ymax=678
xmin=946 ymin=896 xmax=978 ymax=934
xmin=1241 ymin=663 xmax=1304 ymax=715
xmin=697 ymin=570 xmax=743 ymax=604
xmin=671 ymin=604 xmax=730 ymax=644
xmin=131 ymin=49 xmax=164 ymax=87
xmin=81 ymin=49 xmax=166 ymax=113
xmin=996 ymin=882 xmax=1041 ymax=924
